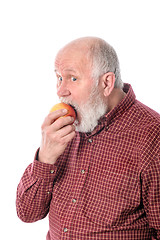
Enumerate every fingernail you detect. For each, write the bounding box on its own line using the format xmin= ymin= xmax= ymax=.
xmin=62 ymin=109 xmax=68 ymax=113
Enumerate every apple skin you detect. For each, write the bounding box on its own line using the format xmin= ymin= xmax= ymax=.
xmin=50 ymin=103 xmax=76 ymax=121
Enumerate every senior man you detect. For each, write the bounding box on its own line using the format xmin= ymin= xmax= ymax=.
xmin=16 ymin=37 xmax=160 ymax=239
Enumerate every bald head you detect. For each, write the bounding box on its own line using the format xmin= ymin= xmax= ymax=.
xmin=59 ymin=37 xmax=99 ymax=51
xmin=56 ymin=37 xmax=97 ymax=67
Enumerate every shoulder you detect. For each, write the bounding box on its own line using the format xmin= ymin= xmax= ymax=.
xmin=123 ymin=99 xmax=160 ymax=134
xmin=134 ymin=100 xmax=160 ymax=123
xmin=131 ymin=101 xmax=160 ymax=169
xmin=133 ymin=100 xmax=160 ymax=139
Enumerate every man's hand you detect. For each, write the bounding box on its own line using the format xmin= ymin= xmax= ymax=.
xmin=38 ymin=109 xmax=76 ymax=164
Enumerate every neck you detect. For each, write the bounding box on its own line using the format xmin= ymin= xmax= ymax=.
xmin=107 ymin=87 xmax=126 ymax=112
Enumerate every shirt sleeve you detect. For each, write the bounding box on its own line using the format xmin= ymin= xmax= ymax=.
xmin=142 ymin=153 xmax=160 ymax=240
xmin=16 ymin=149 xmax=58 ymax=223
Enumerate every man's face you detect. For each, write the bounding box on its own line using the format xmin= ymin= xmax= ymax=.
xmin=55 ymin=47 xmax=107 ymax=132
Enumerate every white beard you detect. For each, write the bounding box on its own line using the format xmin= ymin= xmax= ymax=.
xmin=60 ymin=85 xmax=108 ymax=133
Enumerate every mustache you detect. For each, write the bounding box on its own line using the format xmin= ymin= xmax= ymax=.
xmin=59 ymin=98 xmax=79 ymax=109
xmin=59 ymin=97 xmax=79 ymax=115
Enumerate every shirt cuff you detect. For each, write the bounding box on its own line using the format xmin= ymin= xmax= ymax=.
xmin=31 ymin=149 xmax=58 ymax=181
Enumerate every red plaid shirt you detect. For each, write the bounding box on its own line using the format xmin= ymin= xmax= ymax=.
xmin=16 ymin=84 xmax=160 ymax=239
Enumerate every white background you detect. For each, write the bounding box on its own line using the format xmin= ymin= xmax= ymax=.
xmin=0 ymin=0 xmax=160 ymax=239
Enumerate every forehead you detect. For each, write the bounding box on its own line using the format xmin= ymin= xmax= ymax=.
xmin=55 ymin=68 xmax=78 ymax=77
xmin=55 ymin=47 xmax=92 ymax=75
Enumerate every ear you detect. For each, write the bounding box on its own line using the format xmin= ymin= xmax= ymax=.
xmin=101 ymin=72 xmax=115 ymax=97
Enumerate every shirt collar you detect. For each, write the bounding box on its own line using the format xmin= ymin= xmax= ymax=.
xmin=83 ymin=83 xmax=136 ymax=138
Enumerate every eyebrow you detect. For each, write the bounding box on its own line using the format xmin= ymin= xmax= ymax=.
xmin=54 ymin=69 xmax=77 ymax=74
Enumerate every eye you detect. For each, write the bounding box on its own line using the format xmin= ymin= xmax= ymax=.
xmin=58 ymin=76 xmax=63 ymax=81
xmin=71 ymin=77 xmax=77 ymax=81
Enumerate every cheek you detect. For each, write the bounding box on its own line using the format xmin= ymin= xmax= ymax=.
xmin=56 ymin=79 xmax=62 ymax=88
xmin=71 ymin=81 xmax=93 ymax=104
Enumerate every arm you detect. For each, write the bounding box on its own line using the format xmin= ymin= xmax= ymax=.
xmin=142 ymin=153 xmax=160 ymax=239
xmin=16 ymin=151 xmax=57 ymax=222
xmin=16 ymin=109 xmax=75 ymax=222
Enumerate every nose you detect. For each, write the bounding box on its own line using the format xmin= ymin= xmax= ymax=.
xmin=57 ymin=81 xmax=71 ymax=98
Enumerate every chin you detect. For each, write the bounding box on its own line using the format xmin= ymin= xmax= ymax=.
xmin=74 ymin=119 xmax=98 ymax=133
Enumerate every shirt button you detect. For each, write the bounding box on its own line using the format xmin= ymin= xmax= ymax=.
xmin=64 ymin=227 xmax=68 ymax=233
xmin=50 ymin=170 xmax=54 ymax=173
xmin=72 ymin=199 xmax=76 ymax=203
xmin=81 ymin=169 xmax=85 ymax=174
xmin=88 ymin=138 xmax=92 ymax=143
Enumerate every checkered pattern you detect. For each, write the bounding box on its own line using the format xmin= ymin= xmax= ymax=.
xmin=16 ymin=84 xmax=160 ymax=239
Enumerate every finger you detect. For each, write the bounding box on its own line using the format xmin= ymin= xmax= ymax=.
xmin=58 ymin=129 xmax=76 ymax=146
xmin=44 ymin=124 xmax=75 ymax=148
xmin=53 ymin=116 xmax=75 ymax=131
xmin=41 ymin=116 xmax=75 ymax=140
xmin=42 ymin=109 xmax=68 ymax=127
xmin=57 ymin=124 xmax=75 ymax=138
